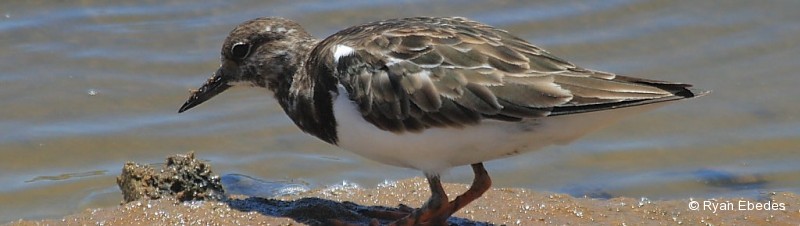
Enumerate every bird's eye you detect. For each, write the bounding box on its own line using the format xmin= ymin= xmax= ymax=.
xmin=230 ymin=42 xmax=251 ymax=60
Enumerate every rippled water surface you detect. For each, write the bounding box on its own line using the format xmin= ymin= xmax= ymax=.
xmin=2 ymin=0 xmax=799 ymax=222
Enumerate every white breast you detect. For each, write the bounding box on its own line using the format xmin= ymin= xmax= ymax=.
xmin=331 ymin=85 xmax=667 ymax=174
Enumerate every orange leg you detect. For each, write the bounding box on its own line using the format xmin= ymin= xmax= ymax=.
xmin=331 ymin=163 xmax=491 ymax=226
xmin=389 ymin=162 xmax=492 ymax=226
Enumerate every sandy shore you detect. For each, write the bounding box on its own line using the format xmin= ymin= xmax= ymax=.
xmin=8 ymin=153 xmax=799 ymax=225
xmin=11 ymin=177 xmax=799 ymax=225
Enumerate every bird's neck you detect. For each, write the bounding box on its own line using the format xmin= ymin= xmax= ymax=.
xmin=273 ymin=38 xmax=340 ymax=145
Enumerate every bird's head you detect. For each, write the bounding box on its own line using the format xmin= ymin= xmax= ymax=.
xmin=179 ymin=17 xmax=314 ymax=113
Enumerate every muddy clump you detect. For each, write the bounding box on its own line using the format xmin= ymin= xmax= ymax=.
xmin=116 ymin=152 xmax=224 ymax=203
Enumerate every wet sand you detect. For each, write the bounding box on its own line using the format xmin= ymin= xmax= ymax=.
xmin=7 ymin=153 xmax=798 ymax=225
xmin=10 ymin=179 xmax=798 ymax=225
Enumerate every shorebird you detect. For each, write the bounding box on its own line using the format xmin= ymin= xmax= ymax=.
xmin=179 ymin=17 xmax=706 ymax=225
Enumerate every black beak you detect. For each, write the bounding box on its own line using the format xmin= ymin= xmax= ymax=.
xmin=178 ymin=68 xmax=232 ymax=113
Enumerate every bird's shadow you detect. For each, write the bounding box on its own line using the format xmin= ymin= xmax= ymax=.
xmin=226 ymin=196 xmax=493 ymax=226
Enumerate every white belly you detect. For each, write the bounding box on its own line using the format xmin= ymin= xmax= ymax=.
xmin=332 ymin=86 xmax=667 ymax=173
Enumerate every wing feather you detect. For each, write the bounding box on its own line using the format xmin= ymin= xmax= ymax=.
xmin=309 ymin=17 xmax=703 ymax=133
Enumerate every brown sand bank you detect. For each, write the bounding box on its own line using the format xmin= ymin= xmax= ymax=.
xmin=11 ymin=177 xmax=799 ymax=225
xmin=9 ymin=153 xmax=799 ymax=225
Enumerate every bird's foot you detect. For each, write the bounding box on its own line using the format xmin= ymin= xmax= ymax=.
xmin=359 ymin=204 xmax=415 ymax=221
xmin=387 ymin=163 xmax=491 ymax=226
xmin=329 ymin=163 xmax=491 ymax=226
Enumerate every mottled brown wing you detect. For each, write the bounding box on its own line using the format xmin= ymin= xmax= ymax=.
xmin=317 ymin=17 xmax=699 ymax=133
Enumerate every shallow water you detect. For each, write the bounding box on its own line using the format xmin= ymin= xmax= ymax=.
xmin=1 ymin=0 xmax=799 ymax=222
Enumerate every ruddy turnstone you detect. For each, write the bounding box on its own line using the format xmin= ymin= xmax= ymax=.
xmin=179 ymin=17 xmax=707 ymax=225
